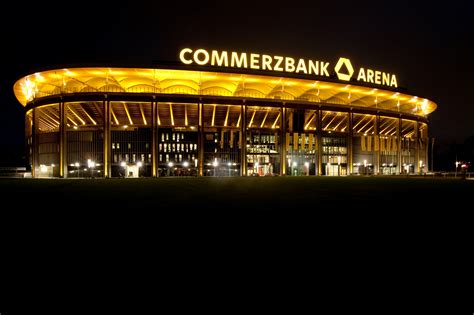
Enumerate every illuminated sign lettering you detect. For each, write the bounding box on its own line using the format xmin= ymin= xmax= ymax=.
xmin=179 ymin=48 xmax=398 ymax=88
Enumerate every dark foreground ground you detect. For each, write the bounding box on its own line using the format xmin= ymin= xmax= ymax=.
xmin=1 ymin=175 xmax=473 ymax=210
xmin=1 ymin=176 xmax=472 ymax=315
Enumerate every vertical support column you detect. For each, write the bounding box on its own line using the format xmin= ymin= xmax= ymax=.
xmin=103 ymin=99 xmax=111 ymax=178
xmin=32 ymin=107 xmax=37 ymax=178
xmin=426 ymin=124 xmax=430 ymax=173
xmin=25 ymin=114 xmax=31 ymax=176
xmin=59 ymin=102 xmax=67 ymax=178
xmin=198 ymin=102 xmax=204 ymax=176
xmin=240 ymin=103 xmax=247 ymax=176
xmin=397 ymin=117 xmax=402 ymax=174
xmin=348 ymin=111 xmax=353 ymax=175
xmin=152 ymin=101 xmax=157 ymax=177
xmin=317 ymin=108 xmax=322 ymax=176
xmin=415 ymin=121 xmax=420 ymax=174
xmin=280 ymin=105 xmax=286 ymax=176
xmin=375 ymin=114 xmax=380 ymax=175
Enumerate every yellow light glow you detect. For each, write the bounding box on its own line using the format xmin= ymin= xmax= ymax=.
xmin=185 ymin=104 xmax=188 ymax=126
xmin=326 ymin=114 xmax=338 ymax=129
xmin=304 ymin=112 xmax=316 ymax=130
xmin=272 ymin=112 xmax=280 ymax=129
xmin=321 ymin=111 xmax=329 ymax=121
xmin=157 ymin=107 xmax=161 ymax=126
xmin=169 ymin=103 xmax=174 ymax=126
xmin=22 ymin=78 xmax=36 ymax=102
xmin=245 ymin=77 xmax=262 ymax=83
xmin=34 ymin=72 xmax=45 ymax=82
xmin=139 ymin=103 xmax=147 ymax=125
xmin=358 ymin=116 xmax=374 ymax=133
xmin=110 ymin=107 xmax=119 ymax=125
xmin=123 ymin=103 xmax=133 ymax=125
xmin=334 ymin=58 xmax=354 ymax=81
xmin=63 ymin=69 xmax=76 ymax=77
xmin=40 ymin=108 xmax=60 ymax=126
xmin=108 ymin=70 xmax=126 ymax=76
xmin=211 ymin=104 xmax=216 ymax=126
xmin=333 ymin=115 xmax=346 ymax=131
xmin=79 ymin=105 xmax=97 ymax=125
xmin=13 ymin=67 xmax=437 ymax=117
xmin=89 ymin=70 xmax=105 ymax=76
xmin=260 ymin=110 xmax=269 ymax=128
xmin=248 ymin=110 xmax=256 ymax=128
xmin=224 ymin=106 xmax=230 ymax=127
xmin=68 ymin=107 xmax=86 ymax=125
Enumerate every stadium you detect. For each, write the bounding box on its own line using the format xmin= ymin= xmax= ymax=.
xmin=13 ymin=48 xmax=436 ymax=178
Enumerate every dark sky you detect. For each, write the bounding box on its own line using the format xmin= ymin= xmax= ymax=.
xmin=1 ymin=0 xmax=473 ymax=157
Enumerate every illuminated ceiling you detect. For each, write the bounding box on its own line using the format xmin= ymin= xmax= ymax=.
xmin=14 ymin=67 xmax=437 ymax=116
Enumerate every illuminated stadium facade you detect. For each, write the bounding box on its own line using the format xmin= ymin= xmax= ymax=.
xmin=14 ymin=48 xmax=436 ymax=178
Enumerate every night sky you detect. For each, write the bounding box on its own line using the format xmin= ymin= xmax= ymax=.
xmin=0 ymin=0 xmax=473 ymax=162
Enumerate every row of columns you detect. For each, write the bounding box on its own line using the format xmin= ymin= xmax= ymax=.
xmin=30 ymin=101 xmax=426 ymax=178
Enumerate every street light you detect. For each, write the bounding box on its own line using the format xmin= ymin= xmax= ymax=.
xmin=227 ymin=162 xmax=232 ymax=176
xmin=75 ymin=162 xmax=80 ymax=177
xmin=137 ymin=161 xmax=143 ymax=177
xmin=88 ymin=159 xmax=95 ymax=178
xmin=121 ymin=161 xmax=126 ymax=178
xmin=304 ymin=161 xmax=309 ymax=176
xmin=337 ymin=156 xmax=341 ymax=176
xmin=212 ymin=158 xmax=218 ymax=176
xmin=168 ymin=162 xmax=174 ymax=176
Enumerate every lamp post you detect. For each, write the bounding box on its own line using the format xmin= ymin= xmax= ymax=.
xmin=455 ymin=161 xmax=460 ymax=177
xmin=227 ymin=162 xmax=232 ymax=177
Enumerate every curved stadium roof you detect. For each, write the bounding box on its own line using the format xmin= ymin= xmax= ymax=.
xmin=14 ymin=67 xmax=437 ymax=117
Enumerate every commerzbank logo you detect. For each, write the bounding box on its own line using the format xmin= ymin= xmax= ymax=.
xmin=179 ymin=48 xmax=398 ymax=88
xmin=334 ymin=57 xmax=354 ymax=81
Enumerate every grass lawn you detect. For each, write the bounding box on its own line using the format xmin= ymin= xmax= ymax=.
xmin=1 ymin=176 xmax=472 ymax=210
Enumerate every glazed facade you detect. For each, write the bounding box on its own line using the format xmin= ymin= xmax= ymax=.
xmin=15 ymin=67 xmax=436 ymax=178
